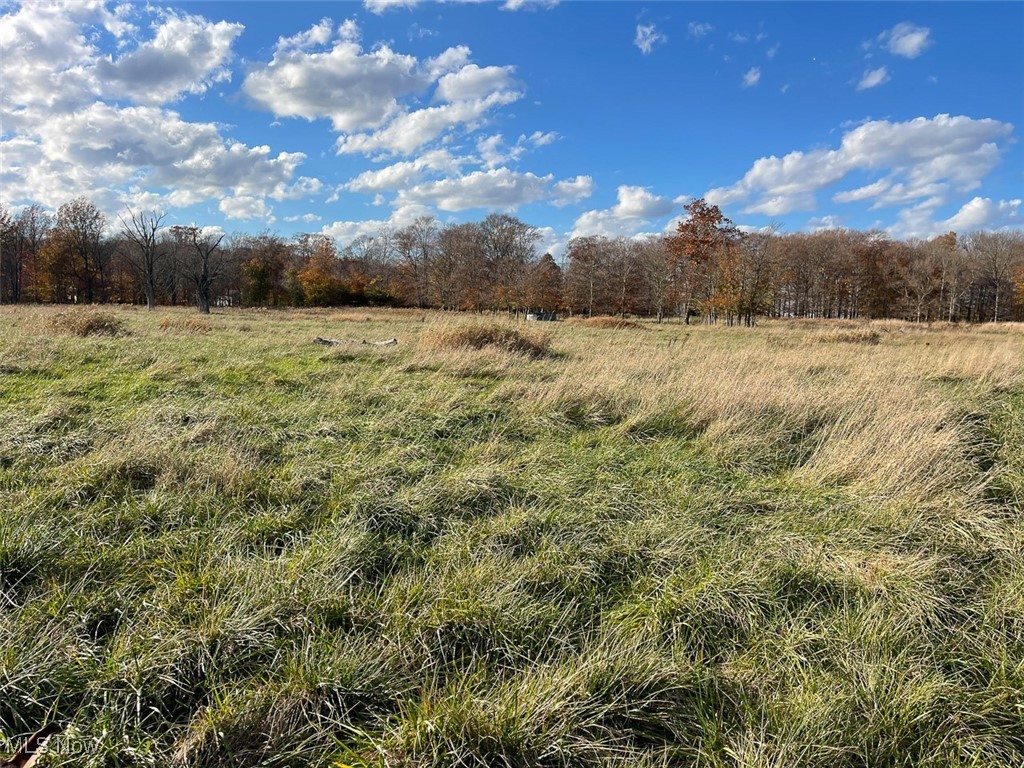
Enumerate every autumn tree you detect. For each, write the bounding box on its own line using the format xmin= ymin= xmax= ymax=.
xmin=564 ymin=236 xmax=608 ymax=316
xmin=394 ymin=216 xmax=438 ymax=308
xmin=665 ymin=198 xmax=739 ymax=323
xmin=44 ymin=197 xmax=107 ymax=303
xmin=0 ymin=205 xmax=16 ymax=303
xmin=237 ymin=232 xmax=291 ymax=306
xmin=524 ymin=252 xmax=563 ymax=313
xmin=434 ymin=223 xmax=484 ymax=310
xmin=297 ymin=237 xmax=347 ymax=306
xmin=10 ymin=205 xmax=51 ymax=303
xmin=479 ymin=213 xmax=540 ymax=313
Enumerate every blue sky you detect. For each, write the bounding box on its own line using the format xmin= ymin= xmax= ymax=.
xmin=1 ymin=1 xmax=1021 ymax=253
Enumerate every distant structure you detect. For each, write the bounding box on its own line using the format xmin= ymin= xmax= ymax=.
xmin=526 ymin=311 xmax=558 ymax=321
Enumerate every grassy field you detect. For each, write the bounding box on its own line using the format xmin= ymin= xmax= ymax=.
xmin=1 ymin=306 xmax=1022 ymax=767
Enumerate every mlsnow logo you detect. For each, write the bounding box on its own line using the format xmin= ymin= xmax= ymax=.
xmin=1 ymin=724 xmax=62 ymax=768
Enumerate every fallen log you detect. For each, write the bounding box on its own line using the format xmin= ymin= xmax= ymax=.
xmin=313 ymin=336 xmax=398 ymax=347
xmin=2 ymin=724 xmax=62 ymax=768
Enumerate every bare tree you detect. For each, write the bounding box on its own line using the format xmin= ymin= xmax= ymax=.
xmin=173 ymin=225 xmax=225 ymax=314
xmin=119 ymin=208 xmax=166 ymax=310
xmin=395 ymin=216 xmax=438 ymax=308
xmin=965 ymin=230 xmax=1024 ymax=322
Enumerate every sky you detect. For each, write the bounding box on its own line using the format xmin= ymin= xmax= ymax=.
xmin=1 ymin=1 xmax=1022 ymax=255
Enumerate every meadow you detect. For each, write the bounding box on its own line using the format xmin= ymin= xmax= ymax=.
xmin=0 ymin=306 xmax=1022 ymax=767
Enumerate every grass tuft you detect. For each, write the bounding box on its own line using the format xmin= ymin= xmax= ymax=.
xmin=45 ymin=310 xmax=128 ymax=337
xmin=159 ymin=316 xmax=213 ymax=334
xmin=807 ymin=327 xmax=882 ymax=345
xmin=579 ymin=316 xmax=645 ymax=330
xmin=421 ymin=323 xmax=551 ymax=357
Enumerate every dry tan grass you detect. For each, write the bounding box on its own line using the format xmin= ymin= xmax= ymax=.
xmin=159 ymin=316 xmax=212 ymax=333
xmin=420 ymin=323 xmax=551 ymax=357
xmin=577 ymin=316 xmax=645 ymax=330
xmin=807 ymin=328 xmax=882 ymax=345
xmin=489 ymin=320 xmax=1022 ymax=505
xmin=45 ymin=310 xmax=128 ymax=337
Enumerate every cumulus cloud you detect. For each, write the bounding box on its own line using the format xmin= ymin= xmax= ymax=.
xmin=0 ymin=2 xmax=321 ymax=222
xmin=244 ymin=21 xmax=523 ymax=157
xmin=220 ymin=195 xmax=274 ymax=222
xmin=395 ymin=168 xmax=556 ymax=211
xmin=635 ymin=24 xmax=667 ymax=55
xmin=0 ymin=101 xmax=308 ymax=217
xmin=94 ymin=12 xmax=243 ymax=104
xmin=880 ymin=22 xmax=932 ymax=59
xmin=320 ymin=203 xmax=432 ymax=245
xmin=476 ymin=131 xmax=558 ymax=168
xmin=943 ymin=197 xmax=1021 ymax=232
xmin=1 ymin=2 xmax=242 ymax=110
xmin=552 ymin=176 xmax=594 ymax=206
xmin=885 ymin=195 xmax=1021 ymax=240
xmin=501 ymin=0 xmax=561 ymax=9
xmin=705 ymin=114 xmax=1013 ymax=216
xmin=343 ymin=149 xmax=464 ymax=193
xmin=337 ymin=89 xmax=522 ymax=156
xmin=364 ymin=0 xmax=419 ymax=13
xmin=571 ymin=185 xmax=676 ymax=238
xmin=857 ymin=66 xmax=890 ymax=91
xmin=743 ymin=67 xmax=761 ymax=87
xmin=364 ymin=0 xmax=559 ymax=13
xmin=243 ymin=20 xmax=433 ymax=132
xmin=435 ymin=63 xmax=516 ymax=102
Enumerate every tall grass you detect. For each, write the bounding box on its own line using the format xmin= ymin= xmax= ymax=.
xmin=0 ymin=306 xmax=1021 ymax=767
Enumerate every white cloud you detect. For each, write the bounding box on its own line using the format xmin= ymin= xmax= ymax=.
xmin=343 ymin=149 xmax=464 ymax=193
xmin=364 ymin=0 xmax=419 ymax=13
xmin=857 ymin=66 xmax=890 ymax=91
xmin=767 ymin=44 xmax=780 ymax=59
xmin=0 ymin=3 xmax=243 ymax=110
xmin=943 ymin=197 xmax=1021 ymax=232
xmin=243 ymin=21 xmax=432 ymax=132
xmin=552 ymin=176 xmax=594 ymax=206
xmin=705 ymin=114 xmax=1012 ymax=216
xmin=571 ymin=185 xmax=676 ymax=238
xmin=320 ymin=203 xmax=431 ymax=245
xmin=807 ymin=215 xmax=843 ymax=231
xmin=245 ymin=24 xmax=521 ymax=157
xmin=364 ymin=0 xmax=559 ymax=12
xmin=94 ymin=12 xmax=243 ymax=104
xmin=220 ymin=195 xmax=274 ymax=222
xmin=270 ymin=176 xmax=324 ymax=201
xmin=337 ymin=18 xmax=361 ymax=43
xmin=635 ymin=24 xmax=667 ymax=55
xmin=475 ymin=131 xmax=558 ymax=168
xmin=535 ymin=225 xmax=566 ymax=258
xmin=832 ymin=179 xmax=891 ymax=203
xmin=396 ymin=168 xmax=555 ymax=211
xmin=880 ymin=22 xmax=932 ymax=59
xmin=501 ymin=0 xmax=560 ymax=9
xmin=0 ymin=101 xmax=309 ymax=218
xmin=743 ymin=67 xmax=761 ymax=87
xmin=613 ymin=185 xmax=674 ymax=218
xmin=435 ymin=63 xmax=516 ymax=102
xmin=337 ymin=88 xmax=522 ymax=156
xmin=688 ymin=22 xmax=713 ymax=39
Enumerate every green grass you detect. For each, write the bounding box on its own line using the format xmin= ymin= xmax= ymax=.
xmin=0 ymin=306 xmax=1022 ymax=767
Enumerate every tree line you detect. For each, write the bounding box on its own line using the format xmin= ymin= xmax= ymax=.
xmin=2 ymin=196 xmax=1022 ymax=322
